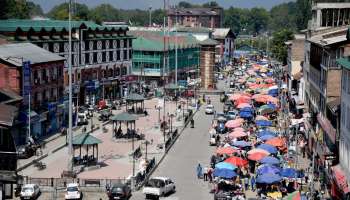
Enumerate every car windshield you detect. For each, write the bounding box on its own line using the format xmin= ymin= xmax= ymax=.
xmin=67 ymin=186 xmax=78 ymax=192
xmin=145 ymin=179 xmax=164 ymax=188
xmin=22 ymin=187 xmax=33 ymax=193
xmin=111 ymin=187 xmax=123 ymax=193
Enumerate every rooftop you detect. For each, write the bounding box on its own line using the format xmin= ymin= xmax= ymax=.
xmin=167 ymin=7 xmax=222 ymax=16
xmin=212 ymin=28 xmax=236 ymax=39
xmin=307 ymin=27 xmax=348 ymax=46
xmin=0 ymin=104 xmax=18 ymax=128
xmin=175 ymin=26 xmax=212 ymax=33
xmin=0 ymin=19 xmax=128 ymax=32
xmin=0 ymin=43 xmax=64 ymax=67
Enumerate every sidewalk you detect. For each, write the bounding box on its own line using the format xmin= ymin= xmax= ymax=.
xmin=20 ymin=97 xmax=193 ymax=180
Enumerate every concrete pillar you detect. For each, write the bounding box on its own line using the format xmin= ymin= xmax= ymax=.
xmin=317 ymin=9 xmax=322 ymax=27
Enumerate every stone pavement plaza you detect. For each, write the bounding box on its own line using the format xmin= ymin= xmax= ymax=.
xmin=20 ymin=97 xmax=187 ymax=179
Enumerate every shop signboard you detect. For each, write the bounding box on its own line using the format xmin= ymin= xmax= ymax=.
xmin=22 ymin=61 xmax=31 ymax=105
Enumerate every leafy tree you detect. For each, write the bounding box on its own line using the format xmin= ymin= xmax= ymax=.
xmin=248 ymin=7 xmax=270 ymax=34
xmin=271 ymin=29 xmax=294 ymax=64
xmin=48 ymin=2 xmax=89 ymax=20
xmin=224 ymin=7 xmax=250 ymax=34
xmin=269 ymin=2 xmax=297 ymax=31
xmin=89 ymin=4 xmax=119 ymax=24
xmin=27 ymin=1 xmax=44 ymax=17
xmin=152 ymin=9 xmax=166 ymax=25
xmin=0 ymin=0 xmax=33 ymax=19
xmin=202 ymin=1 xmax=219 ymax=8
xmin=178 ymin=1 xmax=193 ymax=8
xmin=295 ymin=0 xmax=311 ymax=30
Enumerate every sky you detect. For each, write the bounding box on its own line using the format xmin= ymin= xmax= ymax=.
xmin=31 ymin=0 xmax=294 ymax=12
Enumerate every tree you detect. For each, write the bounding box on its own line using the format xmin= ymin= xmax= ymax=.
xmin=271 ymin=29 xmax=294 ymax=64
xmin=89 ymin=4 xmax=119 ymax=24
xmin=178 ymin=1 xmax=193 ymax=8
xmin=151 ymin=9 xmax=166 ymax=26
xmin=269 ymin=2 xmax=297 ymax=32
xmin=223 ymin=7 xmax=250 ymax=34
xmin=248 ymin=7 xmax=270 ymax=34
xmin=295 ymin=0 xmax=311 ymax=30
xmin=27 ymin=1 xmax=44 ymax=17
xmin=0 ymin=0 xmax=34 ymax=19
xmin=202 ymin=1 xmax=219 ymax=8
xmin=48 ymin=2 xmax=89 ymax=20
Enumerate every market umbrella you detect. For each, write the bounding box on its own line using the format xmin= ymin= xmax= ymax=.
xmin=256 ymin=120 xmax=273 ymax=127
xmin=258 ymin=105 xmax=275 ymax=115
xmin=224 ymin=156 xmax=248 ymax=167
xmin=257 ymin=165 xmax=281 ymax=175
xmin=247 ymin=148 xmax=270 ymax=156
xmin=229 ymin=130 xmax=248 ymax=138
xmin=233 ymin=127 xmax=245 ymax=132
xmin=247 ymin=152 xmax=268 ymax=161
xmin=259 ymin=134 xmax=277 ymax=141
xmin=265 ymin=137 xmax=286 ymax=147
xmin=264 ymin=78 xmax=275 ymax=84
xmin=260 ymin=156 xmax=280 ymax=165
xmin=267 ymin=96 xmax=279 ymax=104
xmin=236 ymin=102 xmax=251 ymax=109
xmin=257 ymin=130 xmax=277 ymax=138
xmin=215 ymin=162 xmax=237 ymax=170
xmin=256 ymin=173 xmax=282 ymax=184
xmin=240 ymin=107 xmax=253 ymax=113
xmin=213 ymin=168 xmax=237 ymax=179
xmin=239 ymin=111 xmax=253 ymax=119
xmin=255 ymin=115 xmax=269 ymax=121
xmin=281 ymin=168 xmax=304 ymax=178
xmin=268 ymin=88 xmax=279 ymax=97
xmin=257 ymin=144 xmax=278 ymax=154
xmin=216 ymin=146 xmax=238 ymax=155
xmin=232 ymin=140 xmax=252 ymax=148
xmin=225 ymin=119 xmax=243 ymax=128
xmin=230 ymin=93 xmax=244 ymax=101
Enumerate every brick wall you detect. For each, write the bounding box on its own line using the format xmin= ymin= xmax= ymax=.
xmin=0 ymin=63 xmax=21 ymax=94
xmin=327 ymin=69 xmax=342 ymax=99
xmin=291 ymin=39 xmax=305 ymax=61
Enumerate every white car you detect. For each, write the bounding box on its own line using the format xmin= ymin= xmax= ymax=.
xmin=143 ymin=177 xmax=176 ymax=199
xmin=205 ymin=105 xmax=215 ymax=114
xmin=20 ymin=184 xmax=40 ymax=200
xmin=65 ymin=183 xmax=82 ymax=200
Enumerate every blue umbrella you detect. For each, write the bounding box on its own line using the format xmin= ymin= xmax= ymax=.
xmin=266 ymin=72 xmax=273 ymax=77
xmin=232 ymin=140 xmax=252 ymax=147
xmin=266 ymin=103 xmax=277 ymax=110
xmin=239 ymin=111 xmax=253 ymax=118
xmin=256 ymin=120 xmax=273 ymax=127
xmin=256 ymin=173 xmax=282 ymax=184
xmin=260 ymin=156 xmax=280 ymax=165
xmin=240 ymin=107 xmax=253 ymax=113
xmin=257 ymin=130 xmax=277 ymax=138
xmin=213 ymin=168 xmax=237 ymax=179
xmin=268 ymin=89 xmax=278 ymax=97
xmin=257 ymin=164 xmax=281 ymax=175
xmin=257 ymin=144 xmax=278 ymax=154
xmin=281 ymin=168 xmax=305 ymax=178
xmin=259 ymin=134 xmax=276 ymax=141
xmin=215 ymin=162 xmax=237 ymax=170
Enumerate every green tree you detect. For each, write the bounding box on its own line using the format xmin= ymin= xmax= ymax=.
xmin=48 ymin=2 xmax=89 ymax=20
xmin=269 ymin=2 xmax=297 ymax=31
xmin=223 ymin=7 xmax=250 ymax=34
xmin=178 ymin=1 xmax=193 ymax=8
xmin=89 ymin=4 xmax=119 ymax=24
xmin=152 ymin=9 xmax=166 ymax=25
xmin=27 ymin=1 xmax=44 ymax=17
xmin=295 ymin=0 xmax=311 ymax=30
xmin=271 ymin=29 xmax=294 ymax=64
xmin=202 ymin=1 xmax=219 ymax=8
xmin=248 ymin=7 xmax=270 ymax=34
xmin=0 ymin=0 xmax=34 ymax=19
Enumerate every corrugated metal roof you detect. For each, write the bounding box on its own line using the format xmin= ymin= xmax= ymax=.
xmin=337 ymin=57 xmax=350 ymax=70
xmin=0 ymin=104 xmax=17 ymax=127
xmin=200 ymin=38 xmax=219 ymax=46
xmin=0 ymin=43 xmax=64 ymax=66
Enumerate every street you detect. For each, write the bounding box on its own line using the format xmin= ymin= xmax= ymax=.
xmin=131 ymin=95 xmax=219 ymax=200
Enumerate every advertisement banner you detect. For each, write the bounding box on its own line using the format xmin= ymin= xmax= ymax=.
xmin=22 ymin=61 xmax=31 ymax=105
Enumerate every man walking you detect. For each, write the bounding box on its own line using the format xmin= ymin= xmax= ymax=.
xmin=196 ymin=163 xmax=202 ymax=179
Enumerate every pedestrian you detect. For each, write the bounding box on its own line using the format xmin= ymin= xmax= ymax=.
xmin=196 ymin=163 xmax=202 ymax=179
xmin=244 ymin=175 xmax=249 ymax=191
xmin=203 ymin=166 xmax=208 ymax=181
xmin=208 ymin=167 xmax=213 ymax=182
xmin=250 ymin=174 xmax=256 ymax=191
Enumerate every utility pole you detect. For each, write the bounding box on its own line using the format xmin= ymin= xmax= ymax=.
xmin=175 ymin=12 xmax=178 ymax=85
xmin=67 ymin=0 xmax=73 ymax=172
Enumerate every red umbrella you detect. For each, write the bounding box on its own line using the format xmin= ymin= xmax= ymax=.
xmin=233 ymin=127 xmax=245 ymax=132
xmin=265 ymin=137 xmax=286 ymax=147
xmin=247 ymin=148 xmax=270 ymax=155
xmin=247 ymin=152 xmax=268 ymax=161
xmin=229 ymin=130 xmax=248 ymax=139
xmin=237 ymin=103 xmax=251 ymax=109
xmin=216 ymin=147 xmax=238 ymax=155
xmin=225 ymin=156 xmax=248 ymax=167
xmin=225 ymin=119 xmax=244 ymax=128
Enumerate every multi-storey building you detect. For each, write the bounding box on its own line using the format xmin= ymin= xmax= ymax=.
xmin=130 ymin=30 xmax=200 ymax=86
xmin=285 ymin=34 xmax=305 ymax=99
xmin=211 ymin=28 xmax=236 ymax=66
xmin=167 ymin=7 xmax=223 ymax=28
xmin=0 ymin=19 xmax=133 ymax=106
xmin=336 ymin=56 xmax=350 ymax=199
xmin=0 ymin=43 xmax=65 ymax=143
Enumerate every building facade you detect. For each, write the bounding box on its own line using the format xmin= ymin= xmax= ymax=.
xmin=0 ymin=43 xmax=65 ymax=144
xmin=130 ymin=30 xmax=200 ymax=86
xmin=167 ymin=7 xmax=223 ymax=28
xmin=0 ymin=19 xmax=134 ymax=106
xmin=212 ymin=28 xmax=236 ymax=66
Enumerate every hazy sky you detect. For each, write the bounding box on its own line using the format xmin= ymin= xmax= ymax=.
xmin=31 ymin=0 xmax=294 ymax=12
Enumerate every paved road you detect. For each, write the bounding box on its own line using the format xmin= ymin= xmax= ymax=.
xmin=131 ymin=95 xmax=222 ymax=200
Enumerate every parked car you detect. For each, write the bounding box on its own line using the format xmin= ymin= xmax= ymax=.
xmin=20 ymin=184 xmax=40 ymax=200
xmin=143 ymin=177 xmax=175 ymax=199
xmin=205 ymin=105 xmax=215 ymax=115
xmin=77 ymin=113 xmax=88 ymax=126
xmin=107 ymin=183 xmax=132 ymax=200
xmin=65 ymin=183 xmax=82 ymax=200
xmin=226 ymin=110 xmax=238 ymax=120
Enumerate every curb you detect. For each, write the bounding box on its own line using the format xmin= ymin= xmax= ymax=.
xmin=135 ymin=108 xmax=199 ymax=190
xmin=17 ymin=154 xmax=48 ymax=172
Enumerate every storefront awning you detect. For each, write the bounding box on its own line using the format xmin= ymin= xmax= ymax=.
xmin=332 ymin=164 xmax=350 ymax=194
